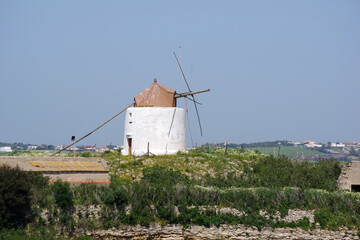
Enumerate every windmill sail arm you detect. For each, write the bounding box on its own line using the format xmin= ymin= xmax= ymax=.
xmin=173 ymin=52 xmax=208 ymax=137
xmin=51 ymin=101 xmax=135 ymax=156
xmin=174 ymin=89 xmax=210 ymax=98
xmin=184 ymin=97 xmax=202 ymax=105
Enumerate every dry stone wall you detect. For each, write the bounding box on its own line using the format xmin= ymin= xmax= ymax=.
xmin=338 ymin=163 xmax=352 ymax=191
xmin=83 ymin=224 xmax=359 ymax=240
xmin=338 ymin=161 xmax=360 ymax=191
xmin=49 ymin=206 xmax=359 ymax=239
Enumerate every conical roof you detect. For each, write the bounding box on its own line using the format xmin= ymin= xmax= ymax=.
xmin=134 ymin=79 xmax=176 ymax=107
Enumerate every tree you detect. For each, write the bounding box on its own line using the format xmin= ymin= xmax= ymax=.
xmin=0 ymin=165 xmax=33 ymax=228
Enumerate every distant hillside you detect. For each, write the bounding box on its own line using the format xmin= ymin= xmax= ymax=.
xmin=203 ymin=141 xmax=333 ymax=160
xmin=204 ymin=140 xmax=293 ymax=149
xmin=0 ymin=142 xmax=54 ymax=151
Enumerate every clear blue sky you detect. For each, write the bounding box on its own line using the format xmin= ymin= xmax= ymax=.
xmin=1 ymin=1 xmax=359 ymax=146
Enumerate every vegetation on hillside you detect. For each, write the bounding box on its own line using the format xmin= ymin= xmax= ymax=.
xmin=0 ymin=147 xmax=359 ymax=239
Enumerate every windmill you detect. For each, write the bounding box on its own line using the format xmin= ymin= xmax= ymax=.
xmin=122 ymin=77 xmax=209 ymax=156
xmin=52 ymin=54 xmax=209 ymax=156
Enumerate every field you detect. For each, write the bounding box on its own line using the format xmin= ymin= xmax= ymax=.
xmin=250 ymin=146 xmax=326 ymax=158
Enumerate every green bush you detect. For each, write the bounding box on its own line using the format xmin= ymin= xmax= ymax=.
xmin=102 ymin=186 xmax=128 ymax=210
xmin=0 ymin=165 xmax=33 ymax=228
xmin=81 ymin=152 xmax=92 ymax=158
xmin=298 ymin=217 xmax=310 ymax=230
xmin=201 ymin=155 xmax=341 ymax=192
xmin=52 ymin=180 xmax=74 ymax=212
xmin=73 ymin=183 xmax=105 ymax=205
xmin=141 ymin=166 xmax=190 ymax=186
xmin=314 ymin=209 xmax=332 ymax=229
xmin=27 ymin=171 xmax=51 ymax=209
xmin=113 ymin=187 xmax=128 ymax=210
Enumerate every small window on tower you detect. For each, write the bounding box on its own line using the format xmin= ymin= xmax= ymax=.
xmin=129 ymin=113 xmax=132 ymax=118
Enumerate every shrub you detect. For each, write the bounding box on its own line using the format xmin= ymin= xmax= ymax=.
xmin=52 ymin=180 xmax=74 ymax=212
xmin=298 ymin=217 xmax=310 ymax=230
xmin=0 ymin=165 xmax=33 ymax=228
xmin=27 ymin=171 xmax=50 ymax=208
xmin=73 ymin=183 xmax=103 ymax=205
xmin=102 ymin=186 xmax=128 ymax=210
xmin=238 ymin=155 xmax=341 ymax=191
xmin=141 ymin=166 xmax=190 ymax=186
xmin=81 ymin=152 xmax=92 ymax=158
xmin=314 ymin=209 xmax=331 ymax=229
xmin=113 ymin=187 xmax=128 ymax=210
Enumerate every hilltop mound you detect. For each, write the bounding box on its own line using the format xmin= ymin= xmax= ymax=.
xmin=104 ymin=147 xmax=263 ymax=182
xmin=103 ymin=147 xmax=341 ymax=191
xmin=1 ymin=147 xmax=359 ymax=239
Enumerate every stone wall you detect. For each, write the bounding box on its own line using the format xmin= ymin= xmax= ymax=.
xmin=50 ymin=206 xmax=359 ymax=239
xmin=349 ymin=161 xmax=360 ymax=190
xmin=338 ymin=163 xmax=352 ymax=191
xmin=83 ymin=224 xmax=358 ymax=239
xmin=338 ymin=161 xmax=360 ymax=191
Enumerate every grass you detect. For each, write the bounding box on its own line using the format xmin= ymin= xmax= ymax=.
xmin=105 ymin=148 xmax=265 ymax=182
xmin=250 ymin=146 xmax=326 ymax=158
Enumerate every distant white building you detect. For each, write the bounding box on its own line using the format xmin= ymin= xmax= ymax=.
xmin=55 ymin=145 xmax=64 ymax=150
xmin=98 ymin=147 xmax=111 ymax=153
xmin=0 ymin=146 xmax=12 ymax=152
xmin=303 ymin=140 xmax=322 ymax=148
xmin=344 ymin=142 xmax=360 ymax=146
xmin=289 ymin=141 xmax=301 ymax=146
xmin=331 ymin=143 xmax=345 ymax=148
xmin=68 ymin=147 xmax=79 ymax=151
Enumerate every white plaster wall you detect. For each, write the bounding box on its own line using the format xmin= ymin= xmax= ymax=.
xmin=122 ymin=107 xmax=186 ymax=155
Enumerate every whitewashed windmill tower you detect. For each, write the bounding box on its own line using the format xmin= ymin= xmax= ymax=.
xmin=122 ymin=77 xmax=209 ymax=155
xmin=122 ymin=78 xmax=183 ymax=155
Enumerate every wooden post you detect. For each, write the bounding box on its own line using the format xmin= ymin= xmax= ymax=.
xmin=224 ymin=142 xmax=230 ymax=154
xmin=278 ymin=145 xmax=281 ymax=156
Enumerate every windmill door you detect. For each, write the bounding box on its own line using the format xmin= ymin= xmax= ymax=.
xmin=127 ymin=138 xmax=132 ymax=155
